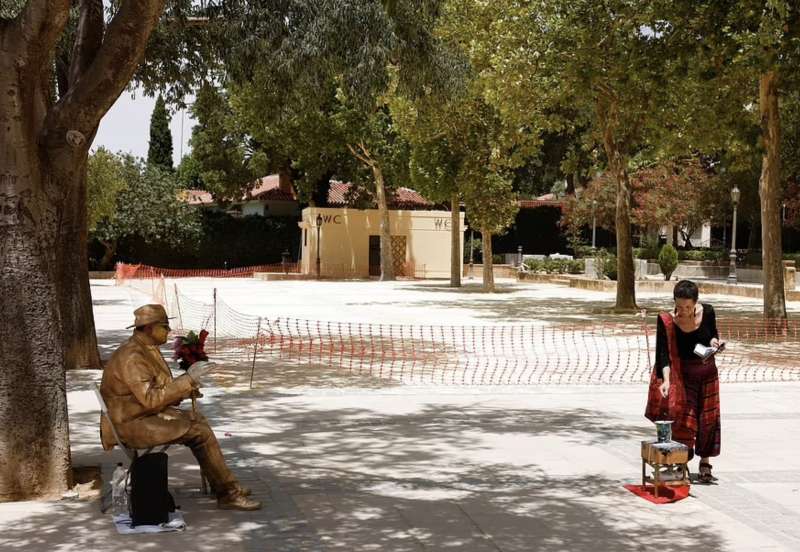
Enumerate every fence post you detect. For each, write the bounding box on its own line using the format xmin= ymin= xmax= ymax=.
xmin=639 ymin=309 xmax=651 ymax=370
xmin=213 ymin=287 xmax=217 ymax=354
xmin=249 ymin=317 xmax=263 ymax=389
xmin=174 ymin=284 xmax=184 ymax=331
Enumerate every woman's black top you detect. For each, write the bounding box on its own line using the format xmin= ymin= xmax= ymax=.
xmin=654 ymin=303 xmax=719 ymax=379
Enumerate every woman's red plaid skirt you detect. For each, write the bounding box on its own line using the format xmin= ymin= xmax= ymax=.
xmin=672 ymin=357 xmax=721 ymax=459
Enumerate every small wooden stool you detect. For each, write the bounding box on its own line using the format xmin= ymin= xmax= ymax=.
xmin=641 ymin=440 xmax=690 ymax=498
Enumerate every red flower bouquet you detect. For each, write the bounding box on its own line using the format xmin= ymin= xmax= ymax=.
xmin=173 ymin=329 xmax=209 ymax=371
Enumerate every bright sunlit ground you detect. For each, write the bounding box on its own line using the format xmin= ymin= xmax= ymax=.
xmin=2 ymin=277 xmax=800 ymax=551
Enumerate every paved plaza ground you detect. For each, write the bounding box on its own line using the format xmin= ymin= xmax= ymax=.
xmin=2 ymin=278 xmax=800 ymax=551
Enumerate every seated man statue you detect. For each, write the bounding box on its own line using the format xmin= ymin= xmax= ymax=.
xmin=100 ymin=304 xmax=261 ymax=511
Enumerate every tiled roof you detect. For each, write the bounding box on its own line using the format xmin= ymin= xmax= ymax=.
xmin=327 ymin=181 xmax=433 ymax=209
xmin=519 ymin=193 xmax=564 ymax=209
xmin=182 ymin=189 xmax=214 ymax=205
xmin=518 ymin=199 xmax=564 ymax=209
xmin=248 ymin=175 xmax=297 ymax=202
xmin=182 ymin=176 xmax=432 ymax=209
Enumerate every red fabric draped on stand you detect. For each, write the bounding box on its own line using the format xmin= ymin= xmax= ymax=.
xmin=645 ymin=312 xmax=689 ymax=428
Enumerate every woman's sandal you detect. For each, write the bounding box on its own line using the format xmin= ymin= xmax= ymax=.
xmin=698 ymin=462 xmax=714 ymax=484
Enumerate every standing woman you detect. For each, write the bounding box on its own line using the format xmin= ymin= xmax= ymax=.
xmin=646 ymin=279 xmax=724 ymax=483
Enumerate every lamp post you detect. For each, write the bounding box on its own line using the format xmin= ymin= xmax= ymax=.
xmin=727 ymin=185 xmax=740 ymax=285
xmin=315 ymin=213 xmax=322 ymax=278
xmin=469 ymin=228 xmax=475 ymax=278
xmin=591 ymin=199 xmax=597 ymax=249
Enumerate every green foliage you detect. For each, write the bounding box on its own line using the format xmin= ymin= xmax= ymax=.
xmin=94 ymin=156 xmax=201 ymax=247
xmin=658 ymin=245 xmax=679 ymax=281
xmin=637 ymin=235 xmax=661 ymax=260
xmin=571 ymin=244 xmax=597 ymax=260
xmin=524 ymin=258 xmax=584 ymax=274
xmin=783 ymin=253 xmax=800 ymax=265
xmin=147 ymin=95 xmax=173 ymax=171
xmin=463 ymin=171 xmax=519 ymax=236
xmin=464 ymin=237 xmax=482 ymax=262
xmin=564 ymin=160 xmax=729 ymax=245
xmin=113 ymin=212 xmax=301 ymax=269
xmin=87 ymin=148 xmax=128 ymax=233
xmin=593 ymin=249 xmax=618 ymax=281
xmin=187 ymin=85 xmax=258 ymax=199
xmin=175 ymin=154 xmax=205 ymax=190
xmin=333 ymin=97 xmax=411 ymax=201
xmin=0 ymin=0 xmax=24 ymax=19
xmin=678 ymin=249 xmax=728 ymax=262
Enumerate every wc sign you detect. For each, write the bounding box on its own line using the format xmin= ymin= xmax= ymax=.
xmin=317 ymin=214 xmax=343 ymax=224
xmin=433 ymin=218 xmax=451 ymax=231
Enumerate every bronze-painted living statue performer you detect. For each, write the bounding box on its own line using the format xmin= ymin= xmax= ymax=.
xmin=100 ymin=304 xmax=261 ymax=511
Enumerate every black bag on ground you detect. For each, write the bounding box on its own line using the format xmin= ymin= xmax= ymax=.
xmin=129 ymin=452 xmax=176 ymax=526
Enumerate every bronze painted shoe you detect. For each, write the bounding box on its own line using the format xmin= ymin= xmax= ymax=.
xmin=218 ymin=489 xmax=262 ymax=511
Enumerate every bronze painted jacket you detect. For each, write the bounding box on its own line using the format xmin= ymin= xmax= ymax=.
xmin=100 ymin=332 xmax=197 ymax=450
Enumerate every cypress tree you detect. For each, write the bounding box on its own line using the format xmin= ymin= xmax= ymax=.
xmin=147 ymin=95 xmax=174 ymax=171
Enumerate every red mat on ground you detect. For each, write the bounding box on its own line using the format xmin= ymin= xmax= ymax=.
xmin=624 ymin=484 xmax=690 ymax=504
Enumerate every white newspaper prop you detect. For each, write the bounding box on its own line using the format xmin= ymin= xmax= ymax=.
xmin=112 ymin=511 xmax=186 ymax=534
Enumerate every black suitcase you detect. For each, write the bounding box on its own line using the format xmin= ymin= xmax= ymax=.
xmin=129 ymin=452 xmax=176 ymax=526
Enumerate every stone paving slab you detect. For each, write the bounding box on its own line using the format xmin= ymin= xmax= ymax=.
xmin=4 ymin=280 xmax=800 ymax=551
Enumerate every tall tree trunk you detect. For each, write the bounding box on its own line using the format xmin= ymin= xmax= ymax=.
xmin=0 ymin=0 xmax=167 ymax=501
xmin=599 ymin=103 xmax=637 ymax=311
xmin=56 ymin=162 xmax=103 ymax=370
xmin=759 ymin=70 xmax=787 ymax=319
xmin=372 ymin=165 xmax=395 ymax=281
xmin=481 ymin=228 xmax=494 ymax=292
xmin=450 ymin=194 xmax=461 ymax=287
xmin=0 ymin=58 xmax=72 ymax=502
xmin=99 ymin=239 xmax=117 ymax=270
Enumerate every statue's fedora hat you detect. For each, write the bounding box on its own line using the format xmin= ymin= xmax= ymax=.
xmin=127 ymin=304 xmax=175 ymax=329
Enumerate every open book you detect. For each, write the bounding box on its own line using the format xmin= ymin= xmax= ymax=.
xmin=694 ymin=342 xmax=725 ymax=361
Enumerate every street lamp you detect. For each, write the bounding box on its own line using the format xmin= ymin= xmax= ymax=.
xmin=727 ymin=185 xmax=740 ymax=285
xmin=591 ymin=199 xmax=598 ymax=249
xmin=315 ymin=213 xmax=323 ymax=278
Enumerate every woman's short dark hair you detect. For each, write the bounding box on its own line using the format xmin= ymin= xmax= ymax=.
xmin=673 ymin=279 xmax=699 ymax=302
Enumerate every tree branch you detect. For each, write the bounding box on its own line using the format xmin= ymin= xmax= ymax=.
xmin=44 ymin=0 xmax=167 ymax=150
xmin=67 ymin=0 xmax=104 ymax=88
xmin=347 ymin=143 xmax=374 ymax=167
xmin=15 ymin=0 xmax=71 ymax=69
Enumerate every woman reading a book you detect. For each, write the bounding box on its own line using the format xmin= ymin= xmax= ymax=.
xmin=647 ymin=279 xmax=723 ymax=484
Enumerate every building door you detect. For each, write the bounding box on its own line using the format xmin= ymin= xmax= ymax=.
xmin=369 ymin=235 xmax=381 ymax=276
xmin=369 ymin=235 xmax=407 ymax=277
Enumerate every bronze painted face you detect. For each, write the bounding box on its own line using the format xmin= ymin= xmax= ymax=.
xmin=147 ymin=322 xmax=171 ymax=345
xmin=674 ymin=297 xmax=697 ymax=319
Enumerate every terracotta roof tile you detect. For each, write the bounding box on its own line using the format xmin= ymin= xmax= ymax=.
xmin=248 ymin=175 xmax=297 ymax=202
xmin=327 ymin=181 xmax=432 ymax=208
xmin=182 ymin=189 xmax=214 ymax=205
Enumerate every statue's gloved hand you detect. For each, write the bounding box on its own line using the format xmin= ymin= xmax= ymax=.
xmin=187 ymin=361 xmax=216 ymax=386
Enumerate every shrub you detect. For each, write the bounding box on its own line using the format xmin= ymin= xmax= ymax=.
xmin=638 ymin=235 xmax=661 ymax=260
xmin=568 ymin=259 xmax=585 ymax=274
xmin=523 ymin=258 xmax=585 ymax=274
xmin=658 ymin=244 xmax=679 ymax=281
xmin=593 ymin=249 xmax=617 ymax=280
xmin=602 ymin=255 xmax=618 ymax=280
xmin=677 ymin=248 xmax=727 ymax=262
xmin=572 ymin=244 xmax=596 ymax=259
